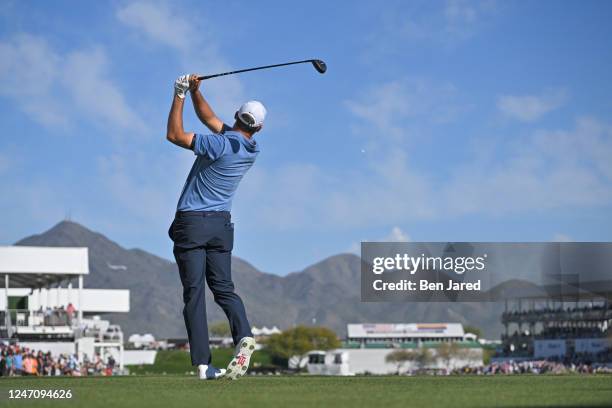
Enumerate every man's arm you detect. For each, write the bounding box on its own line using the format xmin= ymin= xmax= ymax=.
xmin=166 ymin=77 xmax=195 ymax=149
xmin=188 ymin=74 xmax=224 ymax=134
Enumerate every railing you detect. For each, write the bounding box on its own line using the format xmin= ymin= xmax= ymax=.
xmin=80 ymin=328 xmax=124 ymax=344
xmin=1 ymin=310 xmax=124 ymax=343
xmin=0 ymin=309 xmax=74 ymax=328
xmin=502 ymin=308 xmax=612 ymax=324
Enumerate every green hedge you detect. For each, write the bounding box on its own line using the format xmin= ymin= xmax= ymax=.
xmin=127 ymin=348 xmax=273 ymax=375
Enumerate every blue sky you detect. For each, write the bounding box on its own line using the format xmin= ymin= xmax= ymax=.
xmin=1 ymin=0 xmax=611 ymax=275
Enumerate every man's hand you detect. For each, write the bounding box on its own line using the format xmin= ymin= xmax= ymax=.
xmin=188 ymin=74 xmax=201 ymax=93
xmin=174 ymin=74 xmax=190 ymax=99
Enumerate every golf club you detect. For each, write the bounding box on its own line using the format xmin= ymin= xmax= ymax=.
xmin=197 ymin=59 xmax=326 ymax=81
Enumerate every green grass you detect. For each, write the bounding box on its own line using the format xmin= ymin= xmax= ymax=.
xmin=127 ymin=349 xmax=274 ymax=375
xmin=0 ymin=375 xmax=611 ymax=408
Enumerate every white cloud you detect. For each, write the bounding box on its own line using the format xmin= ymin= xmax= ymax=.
xmin=347 ymin=227 xmax=411 ymax=254
xmin=0 ymin=34 xmax=145 ymax=131
xmin=344 ymin=77 xmax=470 ymax=178
xmin=0 ymin=34 xmax=67 ymax=127
xmin=347 ymin=242 xmax=362 ymax=254
xmin=96 ymin=151 xmax=191 ymax=222
xmin=385 ymin=226 xmax=411 ymax=242
xmin=552 ymin=233 xmax=572 ymax=242
xmin=116 ymin=2 xmax=192 ymax=52
xmin=365 ymin=0 xmax=499 ymax=55
xmin=444 ymin=0 xmax=498 ymax=37
xmin=235 ymin=78 xmax=612 ymax=232
xmin=63 ymin=48 xmax=146 ymax=131
xmin=497 ymin=89 xmax=567 ymax=122
xmin=235 ymin=147 xmax=435 ymax=231
xmin=346 ymin=77 xmax=464 ymax=131
xmin=441 ymin=117 xmax=612 ymax=214
xmin=445 ymin=0 xmax=479 ymax=24
xmin=445 ymin=0 xmax=500 ymax=40
xmin=116 ymin=1 xmax=245 ymax=116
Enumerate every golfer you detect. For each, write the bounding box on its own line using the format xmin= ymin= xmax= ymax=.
xmin=166 ymin=74 xmax=263 ymax=380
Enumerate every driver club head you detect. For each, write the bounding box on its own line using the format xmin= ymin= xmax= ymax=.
xmin=311 ymin=59 xmax=327 ymax=74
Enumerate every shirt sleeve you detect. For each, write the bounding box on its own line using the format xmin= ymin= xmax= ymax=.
xmin=192 ymin=133 xmax=228 ymax=160
xmin=220 ymin=123 xmax=232 ymax=133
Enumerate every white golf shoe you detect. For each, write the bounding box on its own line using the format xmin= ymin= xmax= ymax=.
xmin=225 ymin=337 xmax=256 ymax=380
xmin=198 ymin=364 xmax=226 ymax=380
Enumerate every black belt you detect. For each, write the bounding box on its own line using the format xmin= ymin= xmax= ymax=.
xmin=176 ymin=211 xmax=231 ymax=219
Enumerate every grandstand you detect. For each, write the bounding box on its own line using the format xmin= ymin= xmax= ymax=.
xmin=499 ymin=281 xmax=612 ymax=363
xmin=0 ymin=246 xmax=130 ymax=371
xmin=305 ymin=323 xmax=483 ymax=375
xmin=346 ymin=323 xmax=470 ymax=348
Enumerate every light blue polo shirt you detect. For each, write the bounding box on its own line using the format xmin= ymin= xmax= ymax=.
xmin=176 ymin=129 xmax=259 ymax=212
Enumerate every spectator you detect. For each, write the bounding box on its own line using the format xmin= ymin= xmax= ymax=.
xmin=36 ymin=351 xmax=45 ymax=376
xmin=13 ymin=350 xmax=23 ymax=375
xmin=106 ymin=355 xmax=116 ymax=376
xmin=23 ymin=353 xmax=34 ymax=376
xmin=66 ymin=303 xmax=75 ymax=320
xmin=6 ymin=349 xmax=14 ymax=376
xmin=0 ymin=351 xmax=7 ymax=376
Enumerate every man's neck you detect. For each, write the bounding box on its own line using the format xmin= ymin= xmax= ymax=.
xmin=231 ymin=126 xmax=253 ymax=139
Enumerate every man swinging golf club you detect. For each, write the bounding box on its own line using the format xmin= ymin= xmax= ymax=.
xmin=166 ymin=74 xmax=263 ymax=380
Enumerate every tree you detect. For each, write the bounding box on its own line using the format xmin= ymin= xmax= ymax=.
xmin=414 ymin=348 xmax=433 ymax=372
xmin=463 ymin=325 xmax=482 ymax=339
xmin=209 ymin=320 xmax=231 ymax=337
xmin=385 ymin=349 xmax=414 ymax=374
xmin=483 ymin=346 xmax=495 ymax=365
xmin=264 ymin=326 xmax=341 ymax=366
xmin=437 ymin=342 xmax=460 ymax=371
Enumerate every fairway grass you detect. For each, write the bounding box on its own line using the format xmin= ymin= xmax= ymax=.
xmin=1 ymin=375 xmax=611 ymax=408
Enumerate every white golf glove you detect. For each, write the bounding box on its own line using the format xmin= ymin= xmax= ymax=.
xmin=174 ymin=74 xmax=190 ymax=99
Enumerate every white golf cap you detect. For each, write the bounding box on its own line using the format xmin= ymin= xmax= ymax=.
xmin=237 ymin=100 xmax=267 ymax=128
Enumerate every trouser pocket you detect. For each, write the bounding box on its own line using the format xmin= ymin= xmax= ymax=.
xmin=171 ymin=216 xmax=207 ymax=249
xmin=223 ymin=222 xmax=234 ymax=252
xmin=168 ymin=220 xmax=176 ymax=241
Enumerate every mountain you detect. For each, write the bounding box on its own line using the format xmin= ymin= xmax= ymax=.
xmin=15 ymin=221 xmax=505 ymax=338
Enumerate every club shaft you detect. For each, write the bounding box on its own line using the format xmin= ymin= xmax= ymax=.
xmin=197 ymin=59 xmax=314 ymax=80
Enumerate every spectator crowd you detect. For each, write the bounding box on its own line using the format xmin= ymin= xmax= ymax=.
xmin=455 ymin=358 xmax=612 ymax=375
xmin=41 ymin=303 xmax=75 ymax=326
xmin=0 ymin=343 xmax=116 ymax=377
xmin=502 ymin=327 xmax=607 ymax=342
xmin=503 ymin=303 xmax=612 ymax=323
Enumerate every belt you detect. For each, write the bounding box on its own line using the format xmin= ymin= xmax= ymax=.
xmin=176 ymin=211 xmax=231 ymax=219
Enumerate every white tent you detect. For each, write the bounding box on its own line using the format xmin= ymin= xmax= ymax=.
xmin=128 ymin=333 xmax=156 ymax=348
xmin=252 ymin=326 xmax=281 ymax=336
